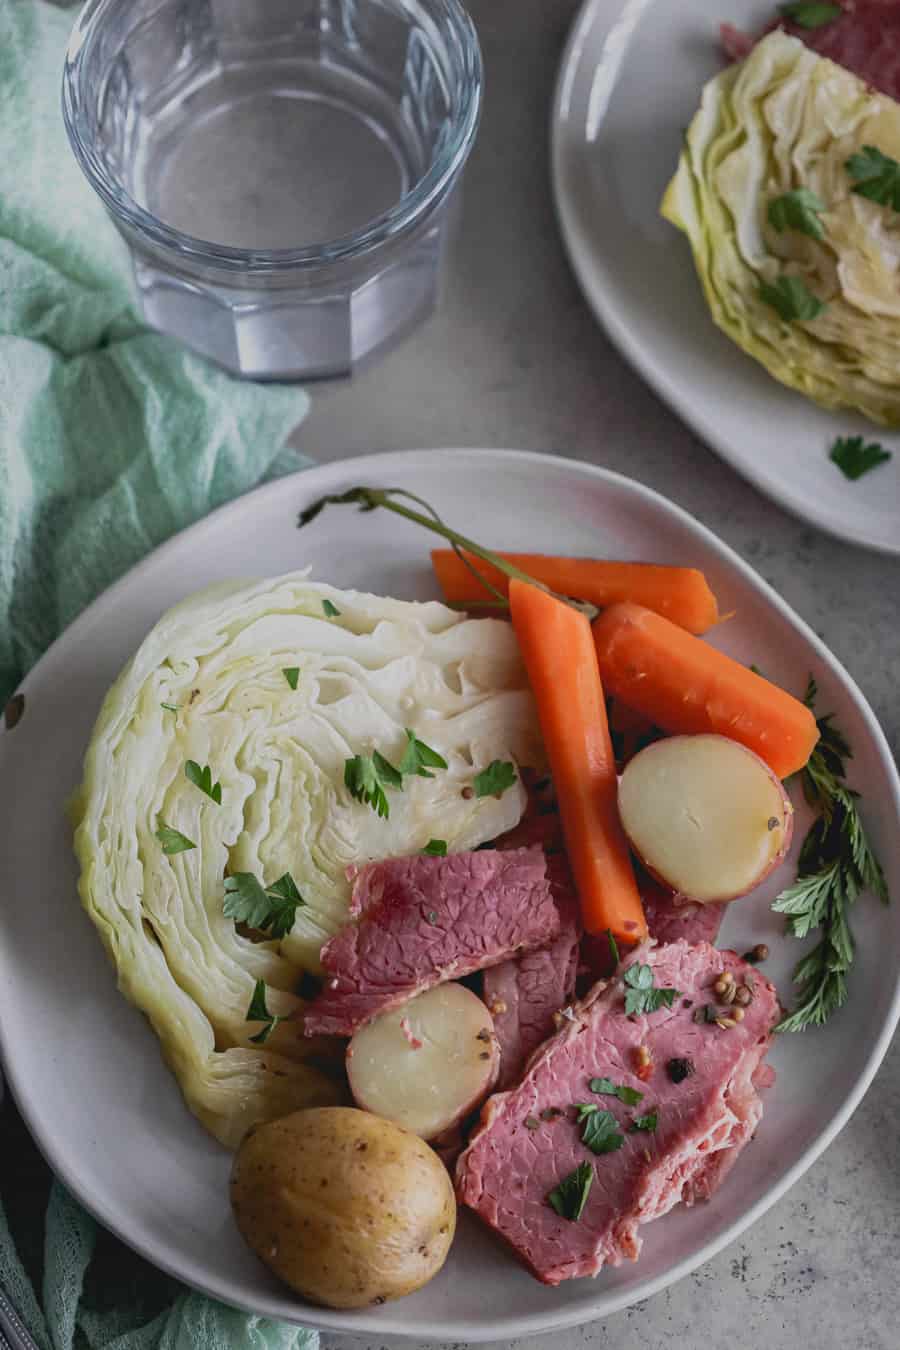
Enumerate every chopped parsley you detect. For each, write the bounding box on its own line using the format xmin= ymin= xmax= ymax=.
xmin=282 ymin=667 xmax=300 ymax=691
xmin=344 ymin=751 xmax=403 ymax=818
xmin=399 ymin=729 xmax=448 ymax=778
xmin=778 ymin=1 xmax=841 ymax=28
xmin=547 ymin=1162 xmax=593 ymax=1221
xmin=589 ymin=1077 xmax=643 ymax=1106
xmin=473 ymin=760 xmax=517 ymax=798
xmin=245 ymin=979 xmax=281 ymax=1044
xmin=576 ymin=1104 xmax=625 ymax=1154
xmin=606 ymin=928 xmax=620 ymax=970
xmin=846 ymin=145 xmax=900 ymax=211
xmin=767 ymin=187 xmax=826 ymax=240
xmin=322 ymin=599 xmax=341 ymax=617
xmin=155 ymin=821 xmax=196 ymax=855
xmin=160 ymin=702 xmax=179 ymax=714
xmin=223 ymin=871 xmax=305 ymax=939
xmin=423 ymin=838 xmax=448 ymax=857
xmin=630 ymin=1110 xmax=658 ymax=1133
xmin=829 ymin=435 xmax=892 ymax=482
xmin=184 ymin=760 xmax=222 ymax=804
xmin=623 ymin=963 xmax=680 ymax=1016
xmin=759 ymin=274 xmax=826 ymax=322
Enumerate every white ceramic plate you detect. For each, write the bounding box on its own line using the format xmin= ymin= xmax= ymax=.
xmin=552 ymin=0 xmax=900 ymax=554
xmin=1 ymin=449 xmax=898 ymax=1342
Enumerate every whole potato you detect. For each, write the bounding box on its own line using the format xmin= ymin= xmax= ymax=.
xmin=230 ymin=1106 xmax=456 ymax=1309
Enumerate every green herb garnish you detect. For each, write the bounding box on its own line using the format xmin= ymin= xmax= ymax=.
xmin=768 ymin=187 xmax=826 ymax=240
xmin=155 ymin=821 xmax=196 ymax=855
xmin=223 ymin=871 xmax=305 ymax=939
xmin=423 ymin=839 xmax=448 ymax=857
xmin=185 ymin=760 xmax=222 ymax=804
xmin=630 ymin=1110 xmax=658 ymax=1133
xmin=846 ymin=145 xmax=900 ymax=210
xmin=829 ymin=435 xmax=892 ymax=482
xmin=575 ymin=1104 xmax=625 ymax=1154
xmin=344 ymin=751 xmax=403 ymax=819
xmin=773 ymin=677 xmax=889 ymax=1031
xmin=589 ymin=1077 xmax=643 ymax=1106
xmin=778 ymin=1 xmax=841 ymax=28
xmin=160 ymin=702 xmax=179 ymax=713
xmin=282 ymin=667 xmax=300 ymax=691
xmin=759 ymin=275 xmax=826 ymax=322
xmin=245 ymin=980 xmax=281 ymax=1045
xmin=473 ymin=760 xmax=517 ymax=798
xmin=547 ymin=1162 xmax=593 ymax=1220
xmin=322 ymin=599 xmax=341 ymax=617
xmin=622 ymin=963 xmax=680 ymax=1016
xmin=606 ymin=928 xmax=620 ymax=970
xmin=399 ymin=729 xmax=448 ymax=779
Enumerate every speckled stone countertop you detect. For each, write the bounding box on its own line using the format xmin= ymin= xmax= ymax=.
xmin=297 ymin=2 xmax=900 ymax=1347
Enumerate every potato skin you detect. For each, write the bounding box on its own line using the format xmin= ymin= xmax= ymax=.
xmin=230 ymin=1106 xmax=456 ymax=1309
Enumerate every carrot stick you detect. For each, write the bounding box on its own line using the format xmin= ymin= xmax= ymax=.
xmin=432 ymin=550 xmax=719 ymax=634
xmin=508 ymin=579 xmax=647 ymax=943
xmin=592 ymin=603 xmax=819 ymax=780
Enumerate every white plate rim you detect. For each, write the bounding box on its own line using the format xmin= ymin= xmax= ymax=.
xmin=550 ymin=0 xmax=900 ymax=557
xmin=2 ymin=446 xmax=899 ymax=1342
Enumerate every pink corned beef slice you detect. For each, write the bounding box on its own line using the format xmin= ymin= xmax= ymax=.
xmin=580 ymin=875 xmax=724 ymax=985
xmin=456 ymin=940 xmax=778 ymax=1284
xmin=722 ymin=1 xmax=900 ymax=101
xmin=304 ymin=847 xmax=561 ymax=1037
xmin=483 ymin=861 xmax=582 ymax=1089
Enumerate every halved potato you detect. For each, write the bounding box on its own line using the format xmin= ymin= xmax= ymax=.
xmin=618 ymin=734 xmax=793 ymax=903
xmin=347 ymin=983 xmax=499 ymax=1140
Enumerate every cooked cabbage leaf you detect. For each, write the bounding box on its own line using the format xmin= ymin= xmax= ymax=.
xmin=662 ymin=31 xmax=900 ymax=425
xmin=71 ymin=572 xmax=545 ymax=1146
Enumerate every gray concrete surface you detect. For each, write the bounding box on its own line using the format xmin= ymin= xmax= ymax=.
xmin=297 ymin=2 xmax=900 ymax=1347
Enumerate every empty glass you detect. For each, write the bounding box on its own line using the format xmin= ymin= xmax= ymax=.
xmin=62 ymin=0 xmax=482 ymax=379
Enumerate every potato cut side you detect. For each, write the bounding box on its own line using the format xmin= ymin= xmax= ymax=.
xmin=618 ymin=734 xmax=793 ymax=904
xmin=347 ymin=983 xmax=499 ymax=1140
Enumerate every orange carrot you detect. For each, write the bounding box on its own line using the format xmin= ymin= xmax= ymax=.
xmin=508 ymin=579 xmax=647 ymax=944
xmin=592 ymin=603 xmax=819 ymax=780
xmin=431 ymin=550 xmax=719 ymax=634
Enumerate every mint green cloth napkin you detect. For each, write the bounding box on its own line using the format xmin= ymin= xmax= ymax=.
xmin=0 ymin=2 xmax=315 ymax=1347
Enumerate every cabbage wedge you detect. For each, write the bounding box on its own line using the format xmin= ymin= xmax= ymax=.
xmin=71 ymin=572 xmax=545 ymax=1147
xmin=663 ymin=30 xmax=900 ymax=425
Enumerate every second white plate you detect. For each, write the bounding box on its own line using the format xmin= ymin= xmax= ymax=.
xmin=552 ymin=0 xmax=900 ymax=553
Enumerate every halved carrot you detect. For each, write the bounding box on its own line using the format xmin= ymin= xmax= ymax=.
xmin=592 ymin=603 xmax=819 ymax=780
xmin=431 ymin=550 xmax=719 ymax=634
xmin=508 ymin=579 xmax=647 ymax=944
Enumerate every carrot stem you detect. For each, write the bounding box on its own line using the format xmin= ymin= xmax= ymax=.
xmin=508 ymin=579 xmax=647 ymax=944
xmin=592 ymin=603 xmax=819 ymax=780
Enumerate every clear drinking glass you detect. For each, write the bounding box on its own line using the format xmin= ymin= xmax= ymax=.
xmin=62 ymin=0 xmax=482 ymax=379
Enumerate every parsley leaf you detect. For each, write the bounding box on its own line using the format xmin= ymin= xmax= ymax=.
xmin=224 ymin=871 xmax=305 ymax=939
xmin=575 ymin=1105 xmax=625 ymax=1154
xmin=773 ymin=679 xmax=889 ymax=1032
xmin=767 ymin=187 xmax=826 ymax=240
xmin=185 ymin=760 xmax=222 ymax=804
xmin=778 ymin=1 xmax=841 ymax=27
xmin=589 ymin=1077 xmax=644 ymax=1106
xmin=322 ymin=599 xmax=341 ymax=617
xmin=829 ymin=436 xmax=892 ymax=482
xmin=344 ymin=751 xmax=403 ymax=819
xmin=606 ymin=928 xmax=620 ymax=970
xmin=399 ymin=729 xmax=448 ymax=779
xmin=423 ymin=838 xmax=448 ymax=856
xmin=623 ymin=963 xmax=680 ymax=1016
xmin=846 ymin=145 xmax=900 ymax=211
xmin=630 ymin=1110 xmax=658 ymax=1132
xmin=547 ymin=1162 xmax=593 ymax=1221
xmin=473 ymin=760 xmax=517 ymax=798
xmin=759 ymin=274 xmax=826 ymax=322
xmin=282 ymin=667 xmax=299 ymax=691
xmin=160 ymin=702 xmax=179 ymax=713
xmin=245 ymin=979 xmax=281 ymax=1044
xmin=156 ymin=821 xmax=196 ymax=855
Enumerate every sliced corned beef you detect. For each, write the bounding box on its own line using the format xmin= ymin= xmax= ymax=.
xmin=580 ymin=875 xmax=725 ymax=985
xmin=722 ymin=2 xmax=900 ymax=101
xmin=456 ymin=940 xmax=778 ymax=1285
xmin=303 ymin=847 xmax=560 ymax=1038
xmin=483 ymin=860 xmax=582 ymax=1090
